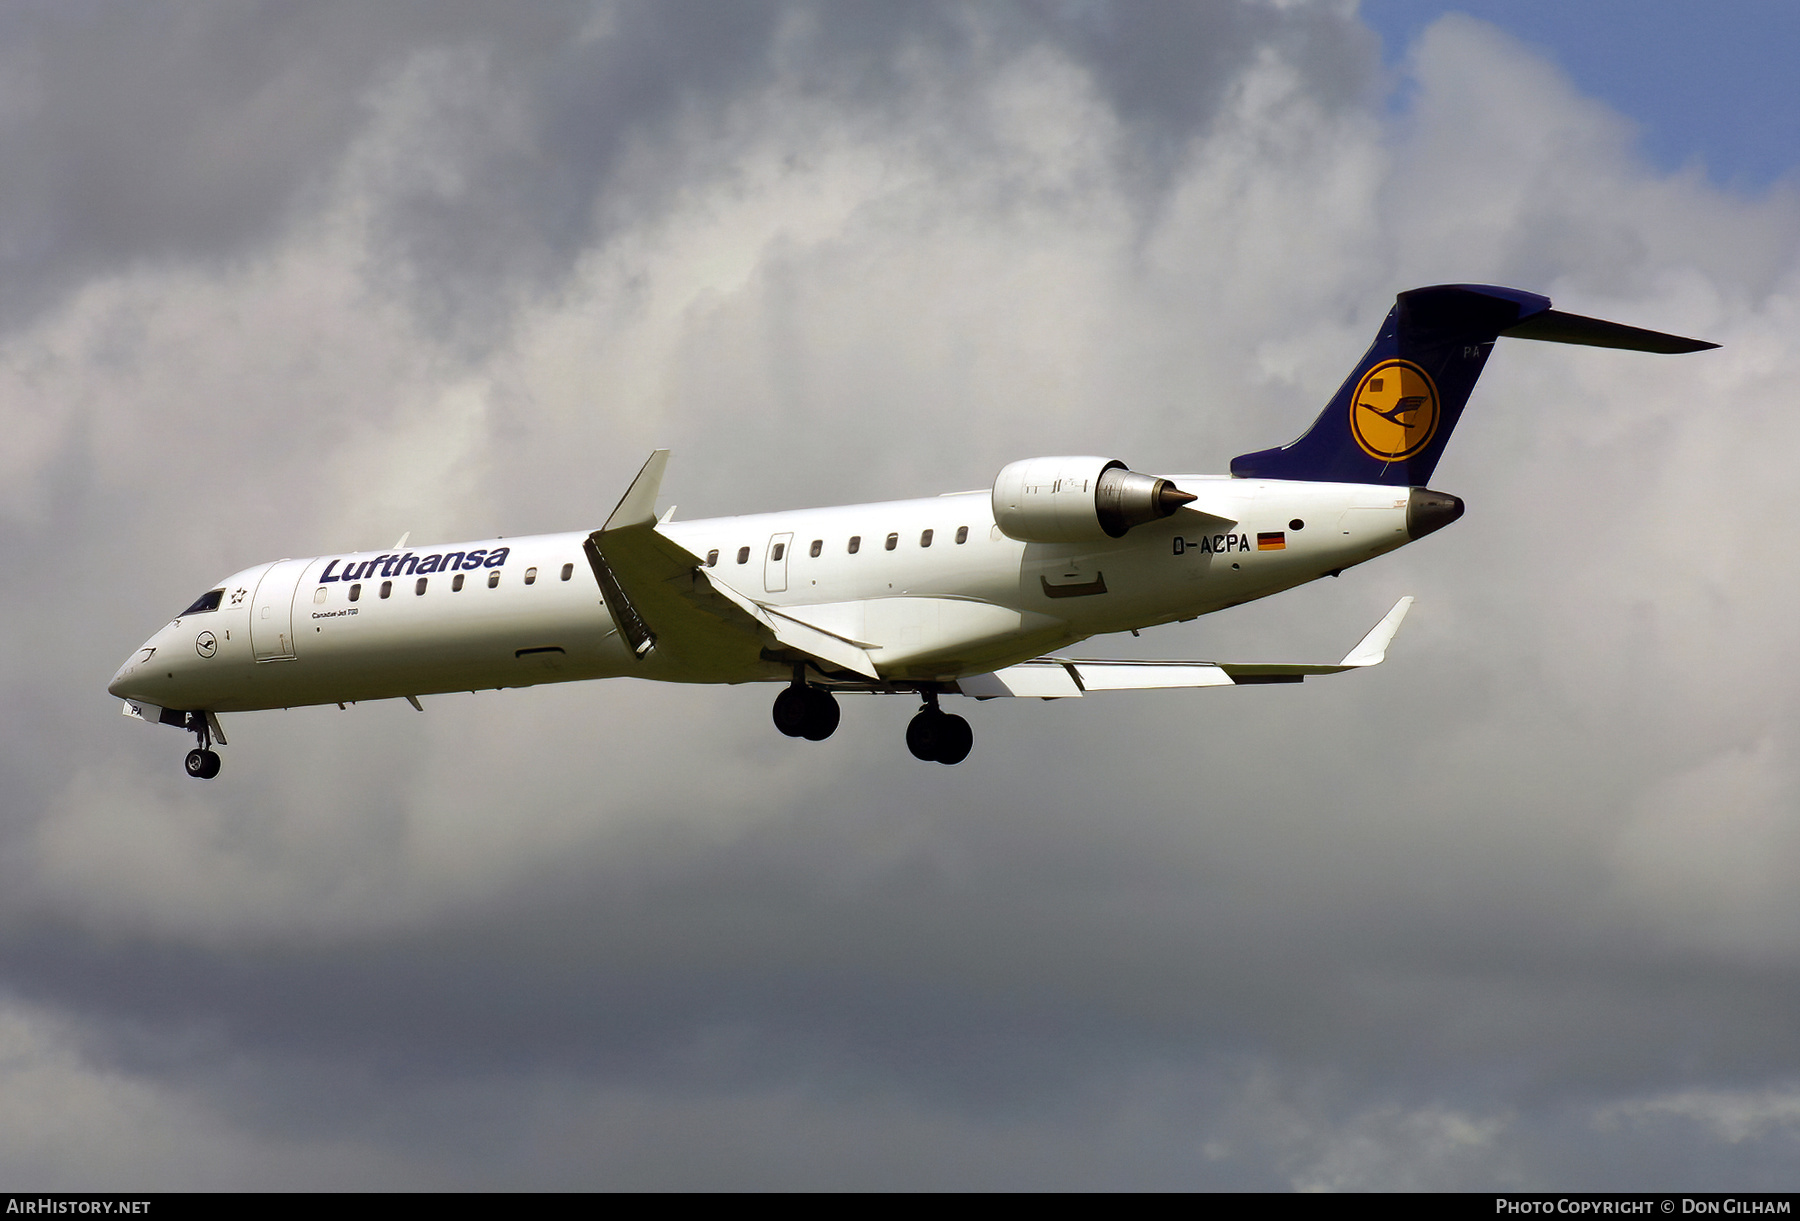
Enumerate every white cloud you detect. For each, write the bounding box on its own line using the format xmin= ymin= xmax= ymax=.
xmin=1598 ymin=1086 xmax=1800 ymax=1146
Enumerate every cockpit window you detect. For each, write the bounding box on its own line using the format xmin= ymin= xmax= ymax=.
xmin=181 ymin=589 xmax=224 ymax=615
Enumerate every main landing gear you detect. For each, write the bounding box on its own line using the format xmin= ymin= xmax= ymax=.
xmin=905 ymin=692 xmax=972 ymax=766
xmin=181 ymin=711 xmax=222 ymax=780
xmin=773 ymin=673 xmax=841 ymax=741
xmin=770 ymin=673 xmax=973 ymax=764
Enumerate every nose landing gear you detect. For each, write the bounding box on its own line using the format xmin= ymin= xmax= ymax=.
xmin=180 ymin=710 xmax=223 ymax=779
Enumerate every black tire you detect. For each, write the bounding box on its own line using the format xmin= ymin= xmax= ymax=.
xmin=198 ymin=749 xmax=222 ymax=779
xmin=800 ymin=687 xmax=840 ymax=741
xmin=185 ymin=748 xmax=221 ymax=779
xmin=772 ymin=686 xmax=809 ymax=737
xmin=905 ymin=711 xmax=942 ymax=761
xmin=933 ymin=714 xmax=972 ymax=765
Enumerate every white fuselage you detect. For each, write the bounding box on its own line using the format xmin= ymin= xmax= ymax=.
xmin=108 ymin=478 xmax=1412 ymax=713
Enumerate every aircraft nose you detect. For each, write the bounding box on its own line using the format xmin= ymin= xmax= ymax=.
xmin=107 ymin=643 xmax=156 ymax=700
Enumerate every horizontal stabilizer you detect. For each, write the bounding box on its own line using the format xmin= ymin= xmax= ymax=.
xmin=956 ymin=598 xmax=1412 ymax=697
xmin=1500 ymin=309 xmax=1716 ymax=354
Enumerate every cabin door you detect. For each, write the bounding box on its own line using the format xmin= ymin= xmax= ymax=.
xmin=250 ymin=559 xmax=309 ymax=661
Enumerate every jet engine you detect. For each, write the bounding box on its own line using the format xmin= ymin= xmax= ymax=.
xmin=991 ymin=456 xmax=1197 ymax=543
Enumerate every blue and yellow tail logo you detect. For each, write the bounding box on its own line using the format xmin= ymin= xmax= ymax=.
xmin=1349 ymin=359 xmax=1439 ymax=462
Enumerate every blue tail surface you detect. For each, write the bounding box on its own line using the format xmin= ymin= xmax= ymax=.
xmin=1230 ymin=284 xmax=1715 ymax=486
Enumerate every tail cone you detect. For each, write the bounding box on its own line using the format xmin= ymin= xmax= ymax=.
xmin=1407 ymin=488 xmax=1464 ymax=539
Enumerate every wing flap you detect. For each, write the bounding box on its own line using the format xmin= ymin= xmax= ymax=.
xmin=958 ymin=662 xmax=1084 ymax=699
xmin=1072 ymin=661 xmax=1235 ymax=690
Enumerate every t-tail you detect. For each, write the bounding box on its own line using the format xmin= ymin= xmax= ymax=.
xmin=1231 ymin=285 xmax=1717 ymax=491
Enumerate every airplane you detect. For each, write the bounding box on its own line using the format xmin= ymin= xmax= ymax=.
xmin=108 ymin=284 xmax=1714 ymax=778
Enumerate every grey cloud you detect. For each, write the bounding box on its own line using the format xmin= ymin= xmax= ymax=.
xmin=0 ymin=3 xmax=591 ymax=334
xmin=0 ymin=1 xmax=1371 ymax=350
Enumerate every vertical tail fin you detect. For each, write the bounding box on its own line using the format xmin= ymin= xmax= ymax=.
xmin=1230 ymin=284 xmax=1715 ymax=486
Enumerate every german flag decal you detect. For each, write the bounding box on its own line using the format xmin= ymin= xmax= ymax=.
xmin=1257 ymin=531 xmax=1286 ymax=551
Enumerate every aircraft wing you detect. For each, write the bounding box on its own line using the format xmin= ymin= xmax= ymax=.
xmin=956 ymin=597 xmax=1413 ymax=697
xmin=584 ymin=451 xmax=881 ymax=678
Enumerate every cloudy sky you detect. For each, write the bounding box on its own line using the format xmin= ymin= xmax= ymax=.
xmin=4 ymin=0 xmax=1798 ymax=1190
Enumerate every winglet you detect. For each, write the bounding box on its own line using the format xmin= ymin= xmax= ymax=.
xmin=603 ymin=450 xmax=671 ymax=532
xmin=1339 ymin=596 xmax=1414 ymax=667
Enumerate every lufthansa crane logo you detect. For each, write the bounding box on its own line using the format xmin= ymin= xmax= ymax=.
xmin=195 ymin=631 xmax=217 ymax=659
xmin=1349 ymin=359 xmax=1439 ymax=462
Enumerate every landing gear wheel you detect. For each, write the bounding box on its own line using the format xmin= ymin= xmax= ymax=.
xmin=907 ymin=709 xmax=973 ymax=764
xmin=933 ymin=714 xmax=972 ymax=765
xmin=906 ymin=710 xmax=942 ymax=761
xmin=185 ymin=748 xmax=221 ymax=780
xmin=772 ymin=686 xmax=810 ymax=737
xmin=799 ymin=687 xmax=840 ymax=741
xmin=775 ymin=684 xmax=841 ymax=741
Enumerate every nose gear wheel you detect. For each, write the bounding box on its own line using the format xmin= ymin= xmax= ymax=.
xmin=184 ymin=747 xmax=221 ymax=779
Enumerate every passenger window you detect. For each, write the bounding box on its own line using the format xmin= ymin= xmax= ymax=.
xmin=313 ymin=587 xmax=327 ymax=604
xmin=348 ymin=583 xmax=361 ymax=602
xmin=956 ymin=526 xmax=968 ymax=544
xmin=415 ymin=577 xmax=427 ymax=596
xmin=848 ymin=536 xmax=861 ymax=555
xmin=487 ymin=570 xmax=500 ymax=588
xmin=452 ymin=573 xmax=465 ymax=592
xmin=771 ymin=543 xmax=785 ymax=562
xmin=561 ymin=563 xmax=573 ymax=581
xmin=809 ymin=539 xmax=822 ymax=558
xmin=380 ymin=581 xmax=392 ymax=599
xmin=525 ymin=567 xmax=538 ymax=585
xmin=737 ymin=546 xmax=750 ymax=564
xmin=885 ymin=533 xmax=898 ymax=551
xmin=920 ymin=529 xmax=933 ymax=548
xmin=706 ymin=549 xmax=719 ymax=567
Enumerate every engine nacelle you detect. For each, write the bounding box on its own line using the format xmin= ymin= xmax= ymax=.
xmin=991 ymin=456 xmax=1196 ymax=543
